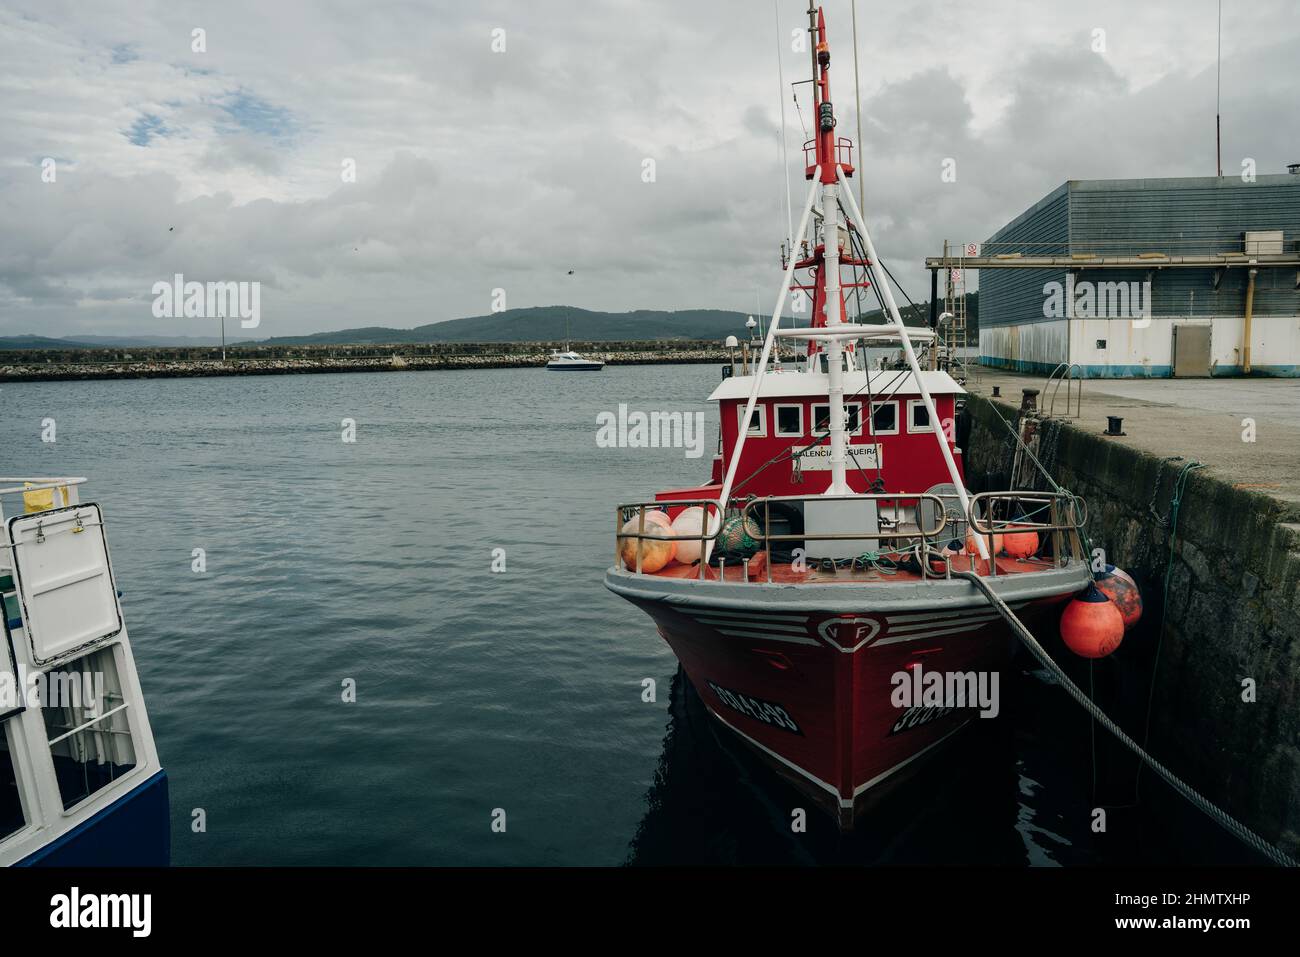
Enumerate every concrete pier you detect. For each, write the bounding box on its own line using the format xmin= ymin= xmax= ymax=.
xmin=967 ymin=369 xmax=1300 ymax=506
xmin=0 ymin=341 xmax=730 ymax=382
xmin=959 ymin=367 xmax=1300 ymax=856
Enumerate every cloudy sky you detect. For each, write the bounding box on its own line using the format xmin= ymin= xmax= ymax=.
xmin=1 ymin=0 xmax=1296 ymax=339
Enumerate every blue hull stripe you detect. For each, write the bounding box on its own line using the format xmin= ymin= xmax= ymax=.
xmin=15 ymin=769 xmax=170 ymax=867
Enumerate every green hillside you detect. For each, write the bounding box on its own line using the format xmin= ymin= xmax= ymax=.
xmin=1 ymin=295 xmax=976 ymax=350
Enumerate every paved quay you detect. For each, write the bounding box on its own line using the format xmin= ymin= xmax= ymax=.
xmin=964 ymin=367 xmax=1300 ymax=514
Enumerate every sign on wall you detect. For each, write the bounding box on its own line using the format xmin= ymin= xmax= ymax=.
xmin=796 ymin=443 xmax=883 ymax=471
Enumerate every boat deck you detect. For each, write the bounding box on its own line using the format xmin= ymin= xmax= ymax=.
xmin=648 ymin=551 xmax=1059 ymax=584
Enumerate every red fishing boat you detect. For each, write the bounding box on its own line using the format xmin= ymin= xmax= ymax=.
xmin=605 ymin=6 xmax=1092 ymax=829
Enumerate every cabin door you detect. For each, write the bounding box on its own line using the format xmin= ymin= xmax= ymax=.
xmin=6 ymin=504 xmax=123 ymax=667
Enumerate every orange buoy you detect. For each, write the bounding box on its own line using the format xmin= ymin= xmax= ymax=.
xmin=1105 ymin=564 xmax=1137 ymax=589
xmin=1000 ymin=524 xmax=1040 ymax=559
xmin=1095 ymin=564 xmax=1143 ymax=631
xmin=965 ymin=532 xmax=1003 ymax=556
xmin=1060 ymin=583 xmax=1125 ymax=658
xmin=620 ymin=516 xmax=677 ymax=572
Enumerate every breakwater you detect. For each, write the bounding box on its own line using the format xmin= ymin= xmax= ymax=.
xmin=960 ymin=388 xmax=1300 ymax=858
xmin=0 ymin=340 xmax=730 ymax=382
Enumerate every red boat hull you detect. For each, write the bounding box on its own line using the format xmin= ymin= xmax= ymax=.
xmin=625 ymin=593 xmax=1070 ymax=828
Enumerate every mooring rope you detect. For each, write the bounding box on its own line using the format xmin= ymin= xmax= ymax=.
xmin=953 ymin=569 xmax=1297 ymax=867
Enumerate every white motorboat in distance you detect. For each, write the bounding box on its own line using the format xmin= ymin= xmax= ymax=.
xmin=546 ymin=349 xmax=605 ymax=371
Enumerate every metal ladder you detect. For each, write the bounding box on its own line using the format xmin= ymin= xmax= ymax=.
xmin=942 ymin=241 xmax=970 ymax=385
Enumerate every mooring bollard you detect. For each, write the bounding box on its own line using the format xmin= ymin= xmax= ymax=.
xmin=1104 ymin=415 xmax=1125 ymax=436
xmin=992 ymin=386 xmax=1001 ymax=397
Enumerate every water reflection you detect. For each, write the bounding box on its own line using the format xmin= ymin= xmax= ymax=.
xmin=626 ymin=666 xmax=1029 ymax=865
xmin=626 ymin=659 xmax=1258 ymax=866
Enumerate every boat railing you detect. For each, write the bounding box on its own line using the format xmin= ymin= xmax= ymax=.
xmin=965 ymin=490 xmax=1087 ymax=576
xmin=615 ymin=488 xmax=1088 ymax=583
xmin=0 ymin=476 xmax=87 ymax=496
xmin=0 ymin=478 xmax=87 ymax=567
xmin=802 ymin=137 xmax=855 ymax=178
xmin=616 ymin=499 xmax=724 ymax=581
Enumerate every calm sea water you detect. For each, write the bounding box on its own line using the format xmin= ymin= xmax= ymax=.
xmin=0 ymin=365 xmax=1243 ymax=865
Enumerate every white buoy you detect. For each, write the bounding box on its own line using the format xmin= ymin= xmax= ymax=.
xmin=671 ymin=506 xmax=719 ymax=564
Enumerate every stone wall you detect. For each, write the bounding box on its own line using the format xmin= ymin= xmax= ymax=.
xmin=0 ymin=342 xmax=731 ymax=382
xmin=961 ymin=393 xmax=1300 ymax=856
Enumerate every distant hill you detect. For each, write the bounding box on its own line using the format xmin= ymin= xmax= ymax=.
xmin=68 ymin=334 xmax=260 ymax=347
xmin=0 ymin=335 xmax=94 ymax=350
xmin=257 ymin=307 xmax=794 ymax=345
xmin=0 ymin=333 xmax=257 ymax=350
xmin=0 ymin=296 xmax=975 ymax=350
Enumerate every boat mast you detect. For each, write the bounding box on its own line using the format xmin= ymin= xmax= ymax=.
xmin=836 ymin=172 xmax=988 ymax=558
xmin=809 ymin=5 xmax=850 ymax=495
xmin=719 ymin=5 xmax=987 ymax=560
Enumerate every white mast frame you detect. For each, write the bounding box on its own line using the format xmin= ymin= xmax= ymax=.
xmin=710 ymin=177 xmax=819 ymax=562
xmin=837 ymin=165 xmax=987 ymax=560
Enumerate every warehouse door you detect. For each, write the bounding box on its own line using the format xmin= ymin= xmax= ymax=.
xmin=1171 ymin=325 xmax=1211 ymax=377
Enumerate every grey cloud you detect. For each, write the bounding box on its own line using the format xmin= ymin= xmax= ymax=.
xmin=0 ymin=0 xmax=1296 ymax=338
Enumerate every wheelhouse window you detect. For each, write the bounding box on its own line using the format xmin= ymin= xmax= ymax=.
xmin=811 ymin=402 xmax=863 ymax=436
xmin=736 ymin=404 xmax=766 ymax=437
xmin=41 ymin=646 xmax=136 ymax=811
xmin=1 ymin=615 xmax=23 ymax=842
xmin=774 ymin=404 xmax=804 ymax=437
xmin=907 ymin=399 xmax=934 ymax=433
xmin=870 ymin=401 xmax=899 ymax=435
xmin=1 ymin=720 xmax=24 ymax=842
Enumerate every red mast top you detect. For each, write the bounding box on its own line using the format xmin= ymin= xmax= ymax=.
xmin=804 ymin=5 xmax=854 ymax=184
xmin=793 ymin=5 xmax=862 ymax=350
xmin=814 ymin=8 xmax=836 ymax=184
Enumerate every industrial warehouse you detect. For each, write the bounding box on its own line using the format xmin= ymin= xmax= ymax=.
xmin=934 ymin=171 xmax=1300 ymax=377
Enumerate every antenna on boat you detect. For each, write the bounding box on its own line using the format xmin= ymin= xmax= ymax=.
xmin=850 ymin=0 xmax=866 ymax=231
xmin=775 ymin=0 xmax=794 ymax=250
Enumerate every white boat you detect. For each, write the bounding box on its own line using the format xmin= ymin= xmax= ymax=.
xmin=546 ymin=349 xmax=605 ymax=371
xmin=1 ymin=476 xmax=169 ymax=866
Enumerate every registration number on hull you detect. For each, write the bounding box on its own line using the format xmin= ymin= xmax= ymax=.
xmin=705 ymin=680 xmax=803 ymax=735
xmin=888 ymin=705 xmax=956 ymax=735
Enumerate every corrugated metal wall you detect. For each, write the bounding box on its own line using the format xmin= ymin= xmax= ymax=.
xmin=981 ymin=174 xmax=1300 ymax=327
xmin=979 ymin=183 xmax=1069 ymax=329
xmin=1068 ymin=175 xmax=1300 ymax=318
